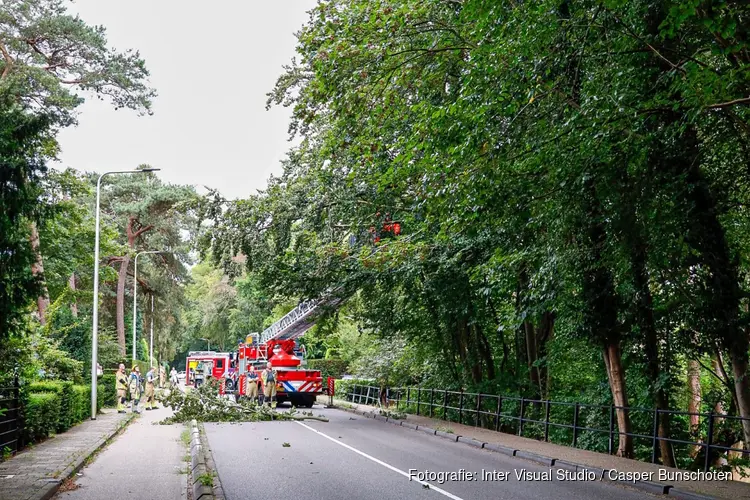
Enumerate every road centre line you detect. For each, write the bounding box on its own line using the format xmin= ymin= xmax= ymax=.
xmin=294 ymin=421 xmax=465 ymax=500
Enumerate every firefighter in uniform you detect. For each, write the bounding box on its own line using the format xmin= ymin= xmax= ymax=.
xmin=170 ymin=367 xmax=179 ymax=388
xmin=159 ymin=365 xmax=166 ymax=388
xmin=195 ymin=361 xmax=205 ymax=388
xmin=245 ymin=365 xmax=259 ymax=404
xmin=145 ymin=366 xmax=158 ymax=410
xmin=261 ymin=362 xmax=278 ymax=409
xmin=116 ymin=364 xmax=128 ymax=413
xmin=129 ymin=366 xmax=142 ymax=413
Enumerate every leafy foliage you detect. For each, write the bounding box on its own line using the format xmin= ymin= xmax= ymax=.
xmin=159 ymin=381 xmax=328 ymax=424
xmin=0 ymin=0 xmax=155 ymax=127
xmin=0 ymin=103 xmax=51 ymax=366
xmin=204 ymin=0 xmax=750 ymax=463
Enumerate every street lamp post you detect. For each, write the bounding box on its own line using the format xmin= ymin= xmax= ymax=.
xmin=91 ymin=168 xmax=159 ymax=421
xmin=132 ymin=250 xmax=170 ymax=364
xmin=200 ymin=338 xmax=211 ymax=351
xmin=150 ymin=294 xmax=154 ymax=368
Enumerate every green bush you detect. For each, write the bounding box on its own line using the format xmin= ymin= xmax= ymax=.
xmin=99 ymin=374 xmax=116 ymax=408
xmin=27 ymin=381 xmax=74 ymax=432
xmin=72 ymin=385 xmax=89 ymax=422
xmin=22 ymin=392 xmax=60 ymax=443
xmin=307 ymin=359 xmax=349 ymax=379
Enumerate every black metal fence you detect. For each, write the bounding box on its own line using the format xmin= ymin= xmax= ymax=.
xmin=0 ymin=377 xmax=22 ymax=457
xmin=343 ymin=384 xmax=750 ymax=472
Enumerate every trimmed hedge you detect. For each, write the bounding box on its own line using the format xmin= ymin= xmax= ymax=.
xmin=22 ymin=392 xmax=60 ymax=443
xmin=306 ymin=359 xmax=349 ymax=380
xmin=20 ymin=381 xmax=101 ymax=444
xmin=27 ymin=381 xmax=74 ymax=432
xmin=72 ymin=385 xmax=89 ymax=422
xmin=99 ymin=374 xmax=116 ymax=408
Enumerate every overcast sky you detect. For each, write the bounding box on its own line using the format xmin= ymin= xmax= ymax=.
xmin=55 ymin=0 xmax=318 ymax=199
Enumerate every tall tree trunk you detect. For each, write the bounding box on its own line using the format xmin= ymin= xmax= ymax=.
xmin=116 ymin=216 xmax=154 ymax=358
xmin=523 ymin=320 xmax=542 ymax=396
xmin=631 ymin=239 xmax=675 ymax=467
xmin=69 ymin=273 xmax=78 ymax=318
xmin=729 ymin=345 xmax=750 ymax=450
xmin=603 ymin=342 xmax=635 ymax=458
xmin=537 ymin=312 xmax=554 ymax=399
xmin=681 ymin=147 xmax=750 ymax=448
xmin=476 ymin=325 xmax=496 ymax=380
xmin=116 ymin=254 xmax=130 ymax=356
xmin=688 ymin=360 xmax=702 ymax=458
xmin=580 ymin=178 xmax=634 ymax=458
xmin=29 ymin=221 xmax=50 ymax=324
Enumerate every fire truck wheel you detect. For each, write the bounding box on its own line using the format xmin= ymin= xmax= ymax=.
xmin=224 ymin=378 xmax=235 ymax=392
xmin=299 ymin=395 xmax=316 ymax=408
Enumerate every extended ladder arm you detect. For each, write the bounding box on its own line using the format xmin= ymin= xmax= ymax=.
xmin=258 ymin=294 xmax=344 ymax=345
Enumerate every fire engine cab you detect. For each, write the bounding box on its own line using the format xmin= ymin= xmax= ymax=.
xmin=185 ymin=351 xmax=230 ymax=387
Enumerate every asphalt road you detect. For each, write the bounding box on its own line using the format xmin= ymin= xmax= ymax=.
xmin=204 ymin=405 xmax=656 ymax=500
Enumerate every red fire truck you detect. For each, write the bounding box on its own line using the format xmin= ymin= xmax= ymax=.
xmin=224 ymin=335 xmax=322 ymax=408
xmin=185 ymin=351 xmax=231 ymax=388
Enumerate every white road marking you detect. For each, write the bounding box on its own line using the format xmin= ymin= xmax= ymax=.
xmin=295 ymin=421 xmax=465 ymax=500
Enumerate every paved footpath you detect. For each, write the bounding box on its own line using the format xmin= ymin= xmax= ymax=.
xmin=326 ymin=397 xmax=750 ymax=500
xmin=55 ymin=406 xmax=187 ymax=500
xmin=0 ymin=409 xmax=133 ymax=500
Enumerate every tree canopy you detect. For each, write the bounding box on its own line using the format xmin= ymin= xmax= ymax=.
xmin=203 ymin=0 xmax=750 ymax=465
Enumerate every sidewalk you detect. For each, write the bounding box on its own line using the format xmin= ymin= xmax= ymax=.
xmin=0 ymin=409 xmax=133 ymax=500
xmin=324 ymin=397 xmax=750 ymax=500
xmin=54 ymin=405 xmax=188 ymax=500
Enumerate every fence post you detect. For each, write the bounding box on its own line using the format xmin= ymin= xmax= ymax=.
xmin=16 ymin=374 xmax=22 ymax=451
xmin=476 ymin=393 xmax=482 ymax=427
xmin=430 ymin=389 xmax=435 ymax=418
xmin=544 ymin=400 xmax=551 ymax=442
xmin=417 ymin=387 xmax=421 ymax=416
xmin=365 ymin=386 xmax=371 ymax=405
xmin=704 ymin=411 xmax=714 ymax=472
xmin=608 ymin=405 xmax=615 ymax=455
xmin=572 ymin=402 xmax=580 ymax=447
xmin=495 ymin=396 xmax=502 ymax=432
xmin=443 ymin=390 xmax=448 ymax=420
xmin=651 ymin=407 xmax=659 ymax=464
xmin=386 ymin=387 xmax=390 ymax=407
xmin=518 ymin=398 xmax=525 ymax=436
xmin=407 ymin=387 xmax=411 ymax=410
xmin=396 ymin=387 xmax=401 ymax=410
xmin=459 ymin=390 xmax=464 ymax=425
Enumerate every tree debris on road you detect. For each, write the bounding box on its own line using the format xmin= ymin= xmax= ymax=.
xmin=158 ymin=384 xmax=329 ymax=424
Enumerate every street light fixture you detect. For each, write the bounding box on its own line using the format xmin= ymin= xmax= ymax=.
xmin=132 ymin=250 xmax=171 ymax=364
xmin=91 ymin=168 xmax=160 ymax=420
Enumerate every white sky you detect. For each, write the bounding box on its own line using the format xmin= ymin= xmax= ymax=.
xmin=55 ymin=0 xmax=318 ymax=199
